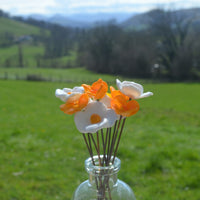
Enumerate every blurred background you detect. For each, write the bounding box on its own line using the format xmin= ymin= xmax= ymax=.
xmin=0 ymin=0 xmax=200 ymax=81
xmin=0 ymin=0 xmax=200 ymax=200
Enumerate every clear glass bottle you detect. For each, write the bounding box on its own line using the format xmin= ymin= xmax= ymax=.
xmin=72 ymin=155 xmax=136 ymax=200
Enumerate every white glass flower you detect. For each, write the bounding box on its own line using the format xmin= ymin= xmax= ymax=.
xmin=55 ymin=86 xmax=84 ymax=102
xmin=116 ymin=79 xmax=153 ymax=99
xmin=74 ymin=101 xmax=118 ymax=133
xmin=100 ymin=94 xmax=111 ymax=108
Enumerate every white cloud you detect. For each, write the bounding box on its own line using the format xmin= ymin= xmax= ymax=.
xmin=0 ymin=0 xmax=199 ymax=15
xmin=0 ymin=0 xmax=56 ymax=15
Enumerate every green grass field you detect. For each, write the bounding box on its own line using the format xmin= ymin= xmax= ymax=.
xmin=0 ymin=78 xmax=200 ymax=200
xmin=0 ymin=16 xmax=74 ymax=69
xmin=0 ymin=67 xmax=121 ymax=83
xmin=0 ymin=44 xmax=44 ymax=68
xmin=0 ymin=17 xmax=41 ymax=36
xmin=0 ymin=44 xmax=76 ymax=68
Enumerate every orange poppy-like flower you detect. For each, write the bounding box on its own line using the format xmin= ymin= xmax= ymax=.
xmin=82 ymin=79 xmax=108 ymax=100
xmin=110 ymin=86 xmax=123 ymax=98
xmin=110 ymin=89 xmax=140 ymax=117
xmin=60 ymin=93 xmax=89 ymax=115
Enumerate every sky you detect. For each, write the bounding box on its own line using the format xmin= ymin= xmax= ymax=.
xmin=0 ymin=0 xmax=200 ymax=16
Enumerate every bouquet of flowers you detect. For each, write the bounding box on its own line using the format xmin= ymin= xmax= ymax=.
xmin=55 ymin=78 xmax=153 ymax=199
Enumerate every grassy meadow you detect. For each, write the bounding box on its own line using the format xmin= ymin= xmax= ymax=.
xmin=0 ymin=16 xmax=73 ymax=69
xmin=0 ymin=44 xmax=76 ymax=68
xmin=0 ymin=67 xmax=119 ymax=82
xmin=0 ymin=17 xmax=42 ymax=36
xmin=0 ymin=74 xmax=200 ymax=200
xmin=0 ymin=44 xmax=44 ymax=68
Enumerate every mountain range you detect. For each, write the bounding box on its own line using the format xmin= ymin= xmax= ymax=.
xmin=121 ymin=7 xmax=200 ymax=30
xmin=27 ymin=12 xmax=136 ymax=28
xmin=24 ymin=7 xmax=200 ymax=29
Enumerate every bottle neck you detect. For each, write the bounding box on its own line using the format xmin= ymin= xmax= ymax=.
xmin=85 ymin=155 xmax=121 ymax=188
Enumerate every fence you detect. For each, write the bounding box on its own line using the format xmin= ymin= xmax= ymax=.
xmin=0 ymin=71 xmax=117 ymax=84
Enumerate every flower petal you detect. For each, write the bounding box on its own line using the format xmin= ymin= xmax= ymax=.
xmin=135 ymin=92 xmax=153 ymax=99
xmin=82 ymin=79 xmax=108 ymax=100
xmin=60 ymin=93 xmax=89 ymax=115
xmin=72 ymin=86 xmax=84 ymax=93
xmin=85 ymin=118 xmax=108 ymax=133
xmin=116 ymin=79 xmax=153 ymax=99
xmin=55 ymin=89 xmax=69 ymax=102
xmin=111 ymin=94 xmax=140 ymax=117
xmin=100 ymin=94 xmax=111 ymax=108
xmin=116 ymin=79 xmax=122 ymax=91
xmin=105 ymin=109 xmax=119 ymax=127
xmin=92 ymin=79 xmax=108 ymax=99
xmin=56 ymin=86 xmax=84 ymax=102
xmin=116 ymin=79 xmax=143 ymax=99
xmin=63 ymin=88 xmax=72 ymax=93
xmin=74 ymin=101 xmax=118 ymax=133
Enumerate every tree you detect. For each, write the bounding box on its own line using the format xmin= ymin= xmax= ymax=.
xmin=78 ymin=24 xmax=155 ymax=78
xmin=81 ymin=24 xmax=122 ymax=74
xmin=18 ymin=44 xmax=24 ymax=67
xmin=150 ymin=9 xmax=193 ymax=80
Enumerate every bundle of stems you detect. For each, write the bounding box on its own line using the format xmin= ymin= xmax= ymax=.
xmin=82 ymin=116 xmax=126 ymax=200
xmin=82 ymin=116 xmax=126 ymax=167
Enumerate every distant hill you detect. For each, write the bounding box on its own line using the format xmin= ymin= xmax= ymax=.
xmin=121 ymin=8 xmax=200 ymax=30
xmin=28 ymin=12 xmax=135 ymax=28
xmin=67 ymin=12 xmax=134 ymax=23
xmin=0 ymin=14 xmax=76 ymax=68
xmin=0 ymin=16 xmax=41 ymax=36
xmin=47 ymin=14 xmax=89 ymax=28
xmin=28 ymin=8 xmax=200 ymax=29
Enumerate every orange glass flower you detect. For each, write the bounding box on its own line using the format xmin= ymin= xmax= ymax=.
xmin=110 ymin=86 xmax=124 ymax=98
xmin=60 ymin=93 xmax=89 ymax=115
xmin=110 ymin=90 xmax=140 ymax=117
xmin=82 ymin=79 xmax=108 ymax=100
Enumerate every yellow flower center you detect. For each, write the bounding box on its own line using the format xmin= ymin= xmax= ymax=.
xmin=90 ymin=114 xmax=101 ymax=124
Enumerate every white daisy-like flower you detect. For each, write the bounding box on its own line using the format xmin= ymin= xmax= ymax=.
xmin=74 ymin=101 xmax=118 ymax=133
xmin=116 ymin=79 xmax=153 ymax=99
xmin=55 ymin=86 xmax=84 ymax=102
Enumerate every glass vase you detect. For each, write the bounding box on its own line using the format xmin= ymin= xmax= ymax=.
xmin=72 ymin=155 xmax=136 ymax=200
